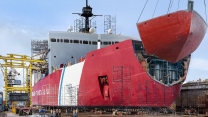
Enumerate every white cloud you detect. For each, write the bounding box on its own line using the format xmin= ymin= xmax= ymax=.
xmin=21 ymin=29 xmax=27 ymax=34
xmin=0 ymin=21 xmax=48 ymax=93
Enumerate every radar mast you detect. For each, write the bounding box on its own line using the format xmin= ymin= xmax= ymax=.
xmin=73 ymin=0 xmax=102 ymax=33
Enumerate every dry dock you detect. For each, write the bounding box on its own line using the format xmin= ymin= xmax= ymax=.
xmin=0 ymin=111 xmax=206 ymax=117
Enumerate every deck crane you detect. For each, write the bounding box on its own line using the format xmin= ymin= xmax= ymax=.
xmin=0 ymin=54 xmax=46 ymax=109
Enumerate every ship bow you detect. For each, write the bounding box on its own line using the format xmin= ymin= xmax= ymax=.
xmin=137 ymin=10 xmax=207 ymax=63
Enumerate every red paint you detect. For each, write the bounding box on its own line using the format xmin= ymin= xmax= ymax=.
xmin=32 ymin=40 xmax=185 ymax=107
xmin=79 ymin=57 xmax=85 ymax=62
xmin=104 ymin=85 xmax=109 ymax=100
xmin=32 ymin=69 xmax=62 ymax=106
xmin=78 ymin=40 xmax=182 ymax=107
xmin=137 ymin=10 xmax=207 ymax=63
xmin=32 ymin=39 xmax=184 ymax=107
xmin=60 ymin=64 xmax=64 ymax=68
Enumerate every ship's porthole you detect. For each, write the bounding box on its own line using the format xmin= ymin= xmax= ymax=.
xmin=71 ymin=56 xmax=74 ymax=58
xmin=92 ymin=54 xmax=94 ymax=57
xmin=116 ymin=47 xmax=119 ymax=49
xmin=168 ymin=15 xmax=170 ymax=17
xmin=145 ymin=22 xmax=147 ymax=25
xmin=54 ymin=56 xmax=56 ymax=58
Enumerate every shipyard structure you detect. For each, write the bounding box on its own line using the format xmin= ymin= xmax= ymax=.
xmin=0 ymin=0 xmax=207 ymax=116
xmin=31 ymin=0 xmax=207 ymax=110
xmin=176 ymin=79 xmax=208 ymax=114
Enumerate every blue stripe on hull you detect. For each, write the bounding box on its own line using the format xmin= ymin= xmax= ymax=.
xmin=58 ymin=67 xmax=66 ymax=106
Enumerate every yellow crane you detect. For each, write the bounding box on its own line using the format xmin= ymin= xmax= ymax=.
xmin=0 ymin=54 xmax=45 ymax=107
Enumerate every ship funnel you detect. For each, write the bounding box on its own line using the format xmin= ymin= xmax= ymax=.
xmin=188 ymin=0 xmax=194 ymax=12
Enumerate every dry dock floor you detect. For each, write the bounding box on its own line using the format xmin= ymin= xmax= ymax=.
xmin=0 ymin=111 xmax=206 ymax=117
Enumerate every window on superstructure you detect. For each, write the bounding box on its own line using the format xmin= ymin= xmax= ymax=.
xmin=57 ymin=39 xmax=60 ymax=42
xmin=80 ymin=40 xmax=82 ymax=44
xmin=101 ymin=41 xmax=102 ymax=45
xmin=74 ymin=40 xmax=79 ymax=43
xmin=70 ymin=40 xmax=73 ymax=43
xmin=50 ymin=38 xmax=56 ymax=42
xmin=89 ymin=41 xmax=91 ymax=44
xmin=60 ymin=39 xmax=63 ymax=42
xmin=64 ymin=39 xmax=69 ymax=43
xmin=115 ymin=41 xmax=119 ymax=44
xmin=103 ymin=41 xmax=108 ymax=45
xmin=83 ymin=40 xmax=88 ymax=44
xmin=92 ymin=41 xmax=97 ymax=45
xmin=109 ymin=42 xmax=111 ymax=45
xmin=112 ymin=42 xmax=115 ymax=44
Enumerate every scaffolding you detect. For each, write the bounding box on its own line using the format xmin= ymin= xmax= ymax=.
xmin=0 ymin=54 xmax=46 ymax=106
xmin=104 ymin=15 xmax=116 ymax=34
xmin=64 ymin=84 xmax=71 ymax=105
xmin=54 ymin=84 xmax=85 ymax=109
xmin=74 ymin=19 xmax=85 ymax=33
xmin=31 ymin=40 xmax=48 ymax=59
xmin=112 ymin=66 xmax=131 ymax=109
xmin=31 ymin=40 xmax=49 ymax=77
xmin=138 ymin=80 xmax=175 ymax=115
xmin=74 ymin=18 xmax=97 ymax=33
xmin=90 ymin=20 xmax=97 ymax=33
xmin=77 ymin=85 xmax=86 ymax=110
xmin=42 ymin=84 xmax=49 ymax=105
xmin=64 ymin=84 xmax=78 ymax=106
xmin=50 ymin=84 xmax=58 ymax=105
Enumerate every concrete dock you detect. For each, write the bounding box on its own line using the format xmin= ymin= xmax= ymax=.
xmin=0 ymin=111 xmax=205 ymax=117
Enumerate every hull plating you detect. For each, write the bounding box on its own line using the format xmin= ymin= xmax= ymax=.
xmin=32 ymin=40 xmax=184 ymax=107
xmin=78 ymin=40 xmax=182 ymax=107
xmin=137 ymin=10 xmax=207 ymax=63
xmin=32 ymin=70 xmax=62 ymax=106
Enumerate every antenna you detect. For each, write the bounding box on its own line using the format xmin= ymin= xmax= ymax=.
xmin=188 ymin=0 xmax=194 ymax=11
xmin=86 ymin=0 xmax=88 ymax=7
xmin=72 ymin=0 xmax=102 ymax=33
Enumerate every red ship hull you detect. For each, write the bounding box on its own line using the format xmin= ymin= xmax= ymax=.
xmin=78 ymin=40 xmax=182 ymax=107
xmin=137 ymin=10 xmax=207 ymax=63
xmin=32 ymin=40 xmax=187 ymax=107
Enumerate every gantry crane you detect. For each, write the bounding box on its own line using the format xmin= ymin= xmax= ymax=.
xmin=0 ymin=54 xmax=45 ymax=107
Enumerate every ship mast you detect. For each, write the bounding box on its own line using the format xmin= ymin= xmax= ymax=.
xmin=73 ymin=0 xmax=102 ymax=33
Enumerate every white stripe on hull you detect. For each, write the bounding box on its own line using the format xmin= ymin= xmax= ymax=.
xmin=58 ymin=61 xmax=85 ymax=106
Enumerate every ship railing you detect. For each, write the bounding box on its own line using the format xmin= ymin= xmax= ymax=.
xmin=67 ymin=56 xmax=85 ymax=66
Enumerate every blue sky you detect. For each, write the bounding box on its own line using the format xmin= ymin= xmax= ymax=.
xmin=0 ymin=0 xmax=208 ymax=92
